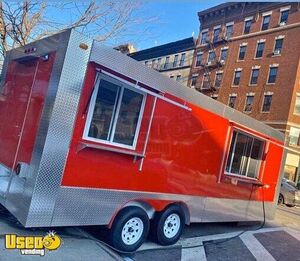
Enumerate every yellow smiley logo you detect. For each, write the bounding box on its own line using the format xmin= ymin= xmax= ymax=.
xmin=42 ymin=231 xmax=61 ymax=251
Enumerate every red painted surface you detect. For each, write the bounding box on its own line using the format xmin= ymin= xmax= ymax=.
xmin=0 ymin=53 xmax=56 ymax=169
xmin=62 ymin=63 xmax=284 ymax=204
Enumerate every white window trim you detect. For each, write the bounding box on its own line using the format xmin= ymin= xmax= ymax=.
xmin=226 ymin=21 xmax=234 ymax=26
xmin=244 ymin=16 xmax=253 ymax=21
xmin=232 ymin=70 xmax=242 ymax=87
xmin=294 ymin=93 xmax=300 ymax=115
xmin=201 ymin=28 xmax=209 ymax=33
xmin=275 ymin=35 xmax=285 ymax=40
xmin=214 ymin=72 xmax=223 ymax=87
xmin=202 ymin=73 xmax=210 ymax=89
xmin=238 ymin=45 xmax=247 ymax=61
xmin=280 ymin=6 xmax=291 ymax=12
xmin=267 ymin=66 xmax=279 ymax=85
xmin=249 ymin=67 xmax=260 ymax=86
xmin=262 ymin=11 xmax=272 ymax=16
xmin=83 ymin=73 xmax=146 ymax=150
xmin=261 ymin=94 xmax=273 ymax=113
xmin=269 ymin=63 xmax=279 ymax=67
xmin=214 ymin=24 xmax=222 ymax=29
xmin=244 ymin=94 xmax=255 ymax=113
xmin=257 ymin=39 xmax=266 ymax=43
xmin=254 ymin=41 xmax=265 ymax=60
xmin=221 ymin=46 xmax=229 ymax=50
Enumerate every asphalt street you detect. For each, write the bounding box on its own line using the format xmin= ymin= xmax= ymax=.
xmin=0 ymin=205 xmax=299 ymax=260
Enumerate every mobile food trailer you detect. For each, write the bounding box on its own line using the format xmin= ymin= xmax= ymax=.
xmin=0 ymin=29 xmax=285 ymax=251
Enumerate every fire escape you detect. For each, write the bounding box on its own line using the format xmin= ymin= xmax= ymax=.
xmin=196 ymin=27 xmax=229 ymax=93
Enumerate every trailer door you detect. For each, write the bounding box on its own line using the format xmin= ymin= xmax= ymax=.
xmin=0 ymin=54 xmax=55 ymax=170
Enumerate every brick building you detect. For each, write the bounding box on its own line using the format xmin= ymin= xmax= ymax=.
xmin=190 ymin=2 xmax=300 ymax=182
xmin=129 ymin=37 xmax=195 ymax=86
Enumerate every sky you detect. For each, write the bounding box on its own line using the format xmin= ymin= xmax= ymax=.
xmin=132 ymin=0 xmax=225 ymax=50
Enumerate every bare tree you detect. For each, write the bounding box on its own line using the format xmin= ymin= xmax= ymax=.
xmin=0 ymin=0 xmax=155 ymax=57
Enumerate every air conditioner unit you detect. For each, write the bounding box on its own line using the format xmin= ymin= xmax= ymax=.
xmin=220 ymin=60 xmax=225 ymax=65
xmin=279 ymin=21 xmax=286 ymax=26
xmin=273 ymin=49 xmax=281 ymax=55
xmin=206 ymin=61 xmax=212 ymax=66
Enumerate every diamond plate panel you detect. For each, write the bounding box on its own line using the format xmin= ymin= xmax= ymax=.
xmin=25 ymin=30 xmax=92 ymax=227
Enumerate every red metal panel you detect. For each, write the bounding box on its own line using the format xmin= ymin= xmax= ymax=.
xmin=0 ymin=53 xmax=56 ymax=169
xmin=62 ymin=64 xmax=284 ymax=205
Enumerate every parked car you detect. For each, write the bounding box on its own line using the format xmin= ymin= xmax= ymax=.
xmin=278 ymin=178 xmax=300 ymax=207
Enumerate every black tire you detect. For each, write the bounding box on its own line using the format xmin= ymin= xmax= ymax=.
xmin=278 ymin=194 xmax=284 ymax=205
xmin=151 ymin=204 xmax=185 ymax=246
xmin=110 ymin=206 xmax=149 ymax=252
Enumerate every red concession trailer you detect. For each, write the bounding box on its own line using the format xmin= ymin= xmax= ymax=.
xmin=0 ymin=29 xmax=285 ymax=251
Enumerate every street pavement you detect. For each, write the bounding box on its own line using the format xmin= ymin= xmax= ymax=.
xmin=0 ymin=205 xmax=299 ymax=260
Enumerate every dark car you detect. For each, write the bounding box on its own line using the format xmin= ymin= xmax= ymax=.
xmin=278 ymin=178 xmax=300 ymax=207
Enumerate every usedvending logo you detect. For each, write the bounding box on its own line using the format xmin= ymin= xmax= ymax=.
xmin=5 ymin=230 xmax=62 ymax=256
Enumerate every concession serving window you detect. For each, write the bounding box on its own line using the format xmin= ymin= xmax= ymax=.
xmin=83 ymin=73 xmax=146 ymax=149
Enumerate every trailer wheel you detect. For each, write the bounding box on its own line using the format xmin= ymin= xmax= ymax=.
xmin=278 ymin=194 xmax=284 ymax=205
xmin=151 ymin=204 xmax=185 ymax=246
xmin=110 ymin=206 xmax=149 ymax=252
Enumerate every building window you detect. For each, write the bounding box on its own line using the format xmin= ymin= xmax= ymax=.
xmin=208 ymin=51 xmax=216 ymax=63
xmin=250 ymin=68 xmax=260 ymax=85
xmin=289 ymin=127 xmax=300 ymax=147
xmin=201 ymin=31 xmax=208 ymax=44
xmin=173 ymin=55 xmax=179 ymax=68
xmin=84 ymin=74 xmax=145 ymax=148
xmin=280 ymin=9 xmax=289 ymax=25
xmin=179 ymin=53 xmax=186 ymax=66
xmin=220 ymin=49 xmax=228 ymax=61
xmin=255 ymin=42 xmax=265 ymax=58
xmin=226 ymin=130 xmax=264 ymax=179
xmin=238 ymin=45 xmax=247 ymax=60
xmin=191 ymin=74 xmax=198 ymax=87
xmin=213 ymin=27 xmax=221 ymax=43
xmin=244 ymin=19 xmax=252 ymax=34
xmin=294 ymin=94 xmax=300 ymax=115
xmin=176 ymin=75 xmax=181 ymax=82
xmin=202 ymin=73 xmax=211 ymax=89
xmin=164 ymin=56 xmax=170 ymax=69
xmin=196 ymin=52 xmax=203 ymax=67
xmin=262 ymin=95 xmax=272 ymax=112
xmin=274 ymin=38 xmax=284 ymax=55
xmin=267 ymin=66 xmax=278 ymax=84
xmin=261 ymin=15 xmax=271 ymax=31
xmin=215 ymin=72 xmax=223 ymax=88
xmin=228 ymin=96 xmax=237 ymax=108
xmin=233 ymin=70 xmax=242 ymax=86
xmin=157 ymin=58 xmax=162 ymax=68
xmin=244 ymin=95 xmax=254 ymax=112
xmin=226 ymin=24 xmax=233 ymax=39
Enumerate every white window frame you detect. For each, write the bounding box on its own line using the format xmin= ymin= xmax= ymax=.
xmin=238 ymin=43 xmax=247 ymax=61
xmin=279 ymin=6 xmax=291 ymax=25
xmin=220 ymin=47 xmax=228 ymax=62
xmin=273 ymin=36 xmax=285 ymax=56
xmin=202 ymin=72 xmax=210 ymax=89
xmin=294 ymin=93 xmax=300 ymax=115
xmin=261 ymin=13 xmax=271 ymax=31
xmin=83 ymin=73 xmax=146 ymax=150
xmin=232 ymin=69 xmax=242 ymax=87
xmin=225 ymin=129 xmax=265 ymax=180
xmin=255 ymin=40 xmax=265 ymax=59
xmin=244 ymin=93 xmax=255 ymax=112
xmin=267 ymin=65 xmax=279 ymax=85
xmin=249 ymin=66 xmax=260 ymax=86
xmin=261 ymin=92 xmax=273 ymax=113
xmin=214 ymin=71 xmax=223 ymax=88
xmin=228 ymin=94 xmax=237 ymax=108
xmin=200 ymin=29 xmax=208 ymax=45
xmin=195 ymin=51 xmax=203 ymax=67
